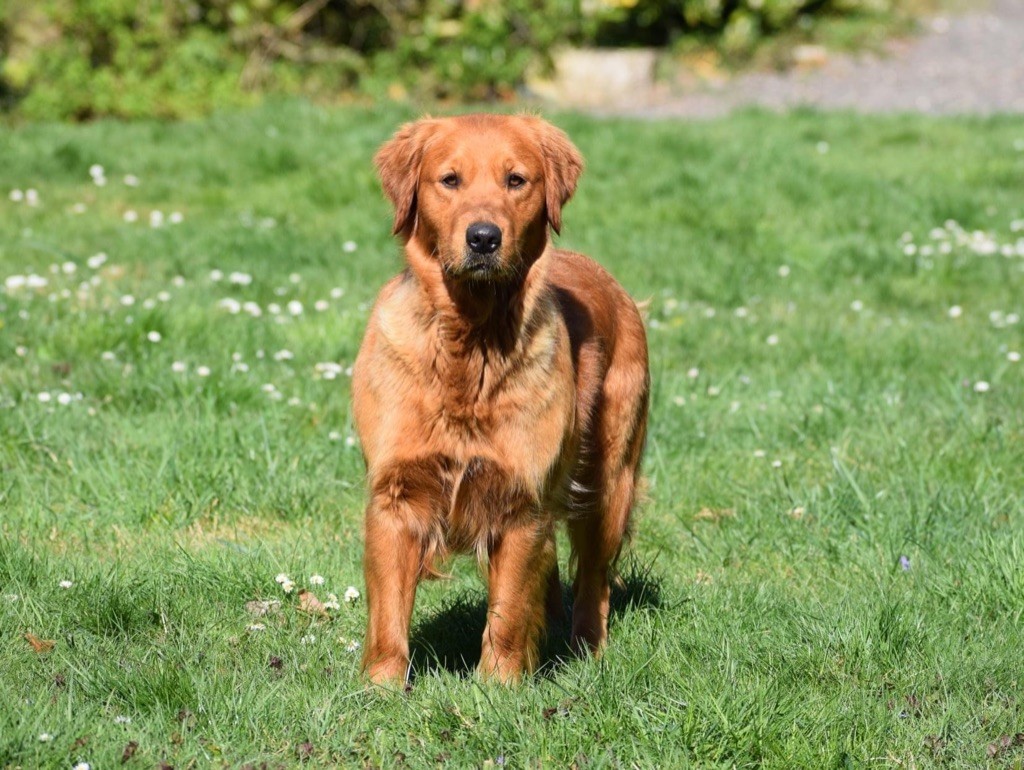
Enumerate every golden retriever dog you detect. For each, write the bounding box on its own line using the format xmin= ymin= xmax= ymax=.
xmin=353 ymin=114 xmax=649 ymax=685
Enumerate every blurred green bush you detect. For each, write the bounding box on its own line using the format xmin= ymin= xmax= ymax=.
xmin=0 ymin=0 xmax=903 ymax=120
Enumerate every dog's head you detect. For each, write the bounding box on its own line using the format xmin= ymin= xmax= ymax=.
xmin=375 ymin=114 xmax=583 ymax=283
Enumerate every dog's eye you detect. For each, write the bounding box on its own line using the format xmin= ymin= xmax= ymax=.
xmin=440 ymin=173 xmax=460 ymax=189
xmin=506 ymin=173 xmax=527 ymax=190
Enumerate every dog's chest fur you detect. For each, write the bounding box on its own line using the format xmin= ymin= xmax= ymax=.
xmin=360 ymin=276 xmax=579 ymax=529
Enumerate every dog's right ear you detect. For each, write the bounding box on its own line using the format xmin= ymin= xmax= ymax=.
xmin=374 ymin=119 xmax=436 ymax=237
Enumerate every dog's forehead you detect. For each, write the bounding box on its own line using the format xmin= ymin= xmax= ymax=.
xmin=423 ymin=118 xmax=542 ymax=170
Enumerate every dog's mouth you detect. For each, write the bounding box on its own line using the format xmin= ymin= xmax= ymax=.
xmin=448 ymin=249 xmax=509 ymax=282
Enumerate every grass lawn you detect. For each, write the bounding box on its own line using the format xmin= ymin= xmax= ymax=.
xmin=2 ymin=102 xmax=1023 ymax=768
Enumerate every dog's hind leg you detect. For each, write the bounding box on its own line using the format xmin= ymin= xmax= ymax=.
xmin=569 ymin=358 xmax=648 ymax=655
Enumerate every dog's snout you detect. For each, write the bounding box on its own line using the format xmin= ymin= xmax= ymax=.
xmin=466 ymin=222 xmax=502 ymax=255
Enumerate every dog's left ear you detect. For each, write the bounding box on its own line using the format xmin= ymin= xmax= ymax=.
xmin=375 ymin=119 xmax=437 ymax=237
xmin=532 ymin=119 xmax=584 ymax=235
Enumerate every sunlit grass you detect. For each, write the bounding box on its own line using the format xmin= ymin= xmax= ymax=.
xmin=2 ymin=102 xmax=1023 ymax=767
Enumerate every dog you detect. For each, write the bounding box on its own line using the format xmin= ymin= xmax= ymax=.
xmin=353 ymin=114 xmax=649 ymax=685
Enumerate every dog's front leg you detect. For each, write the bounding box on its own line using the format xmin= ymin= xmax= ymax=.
xmin=479 ymin=519 xmax=556 ymax=683
xmin=361 ymin=507 xmax=423 ymax=686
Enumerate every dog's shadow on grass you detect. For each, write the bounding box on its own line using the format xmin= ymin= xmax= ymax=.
xmin=409 ymin=559 xmax=663 ymax=680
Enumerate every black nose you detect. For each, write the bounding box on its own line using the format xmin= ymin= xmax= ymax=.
xmin=466 ymin=222 xmax=502 ymax=255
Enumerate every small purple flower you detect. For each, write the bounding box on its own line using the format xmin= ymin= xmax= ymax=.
xmin=899 ymin=555 xmax=911 ymax=571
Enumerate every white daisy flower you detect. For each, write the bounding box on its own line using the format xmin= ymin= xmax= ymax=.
xmin=973 ymin=381 xmax=990 ymax=393
xmin=344 ymin=586 xmax=360 ymax=603
xmin=123 ymin=210 xmax=138 ymax=223
xmin=171 ymin=361 xmax=187 ymax=373
xmin=59 ymin=579 xmax=73 ymax=589
xmin=309 ymin=574 xmax=325 ymax=586
xmin=343 ymin=241 xmax=358 ymax=253
xmin=287 ymin=300 xmax=303 ymax=316
xmin=147 ymin=331 xmax=162 ymax=343
xmin=86 ymin=252 xmax=108 ymax=269
xmin=38 ymin=732 xmax=53 ymax=742
xmin=38 ymin=392 xmax=52 ymax=403
xmin=196 ymin=366 xmax=211 ymax=377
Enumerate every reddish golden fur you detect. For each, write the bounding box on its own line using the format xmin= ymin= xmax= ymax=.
xmin=354 ymin=114 xmax=649 ymax=684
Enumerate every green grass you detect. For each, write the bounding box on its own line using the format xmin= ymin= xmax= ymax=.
xmin=2 ymin=102 xmax=1024 ymax=768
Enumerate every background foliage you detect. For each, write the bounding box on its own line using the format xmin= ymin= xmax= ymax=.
xmin=1 ymin=0 xmax=912 ymax=120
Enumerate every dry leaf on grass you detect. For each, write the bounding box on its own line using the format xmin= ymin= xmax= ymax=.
xmin=244 ymin=599 xmax=281 ymax=617
xmin=24 ymin=633 xmax=55 ymax=653
xmin=121 ymin=741 xmax=138 ymax=763
xmin=297 ymin=589 xmax=328 ymax=617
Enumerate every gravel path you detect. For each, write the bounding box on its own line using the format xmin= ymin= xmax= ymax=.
xmin=613 ymin=0 xmax=1024 ymax=118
